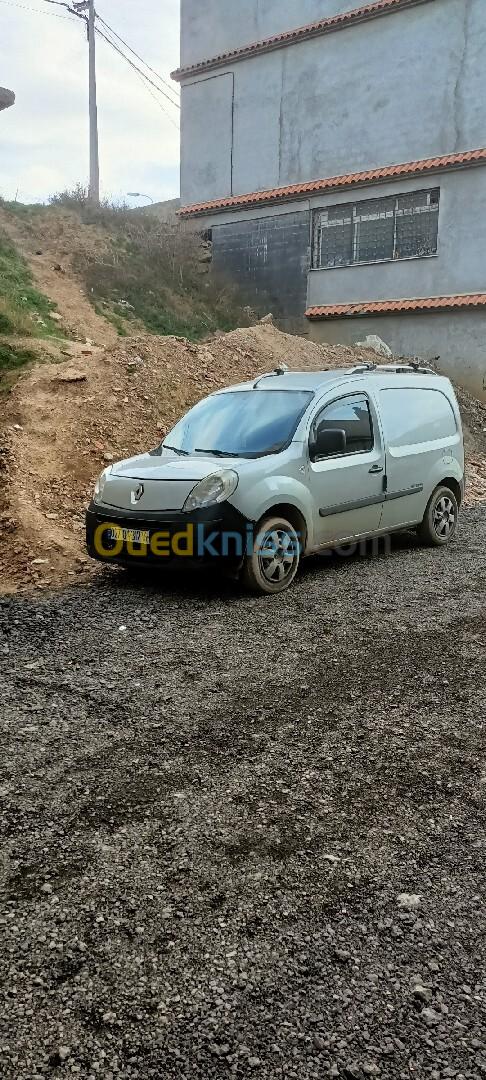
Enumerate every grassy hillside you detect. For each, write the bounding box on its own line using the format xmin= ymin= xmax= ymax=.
xmin=0 ymin=230 xmax=62 ymax=338
xmin=46 ymin=187 xmax=254 ymax=341
xmin=78 ymin=212 xmax=252 ymax=340
xmin=0 ymin=191 xmax=255 ymax=345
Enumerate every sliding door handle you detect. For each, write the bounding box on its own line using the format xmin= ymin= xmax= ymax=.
xmin=369 ymin=464 xmax=384 ymax=474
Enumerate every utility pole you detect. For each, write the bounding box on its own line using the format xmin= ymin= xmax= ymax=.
xmin=73 ymin=0 xmax=100 ymax=203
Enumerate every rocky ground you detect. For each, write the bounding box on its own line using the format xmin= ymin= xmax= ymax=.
xmin=0 ymin=504 xmax=485 ymax=1079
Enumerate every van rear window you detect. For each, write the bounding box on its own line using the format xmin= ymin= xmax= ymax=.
xmin=380 ymin=388 xmax=457 ymax=447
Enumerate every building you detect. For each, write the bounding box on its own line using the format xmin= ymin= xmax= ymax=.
xmin=173 ymin=0 xmax=486 ymax=398
xmin=0 ymin=87 xmax=15 ymax=112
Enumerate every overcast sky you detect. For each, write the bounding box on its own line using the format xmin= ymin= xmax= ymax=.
xmin=0 ymin=0 xmax=180 ymax=205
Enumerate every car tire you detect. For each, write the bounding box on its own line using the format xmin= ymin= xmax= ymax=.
xmin=241 ymin=515 xmax=301 ymax=595
xmin=418 ymin=485 xmax=459 ymax=547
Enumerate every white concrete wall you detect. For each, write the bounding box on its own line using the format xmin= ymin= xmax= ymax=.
xmin=181 ymin=74 xmax=234 ymax=201
xmin=309 ymin=310 xmax=486 ymax=401
xmin=180 ymin=0 xmax=486 ymax=206
xmin=180 ymin=0 xmax=362 ymax=68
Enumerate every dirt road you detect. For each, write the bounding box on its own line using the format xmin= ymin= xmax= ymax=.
xmin=0 ymin=509 xmax=485 ymax=1079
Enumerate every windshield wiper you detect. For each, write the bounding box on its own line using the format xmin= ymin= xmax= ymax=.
xmin=194 ymin=448 xmax=237 ymax=458
xmin=164 ymin=445 xmax=190 ymax=456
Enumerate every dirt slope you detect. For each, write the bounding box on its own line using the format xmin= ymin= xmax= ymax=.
xmin=0 ymin=206 xmax=117 ymax=347
xmin=1 ymin=325 xmax=485 ymax=595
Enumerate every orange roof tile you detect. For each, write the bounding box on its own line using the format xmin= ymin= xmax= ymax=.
xmin=179 ymin=148 xmax=486 ymax=217
xmin=172 ymin=0 xmax=431 ymax=81
xmin=305 ymin=295 xmax=486 ymax=319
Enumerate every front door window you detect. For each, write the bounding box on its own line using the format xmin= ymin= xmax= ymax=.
xmin=308 ymin=392 xmax=385 ymax=545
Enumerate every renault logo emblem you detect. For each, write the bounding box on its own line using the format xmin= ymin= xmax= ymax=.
xmin=131 ymin=483 xmax=144 ymax=505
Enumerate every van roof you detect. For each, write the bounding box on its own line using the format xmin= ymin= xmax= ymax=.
xmin=218 ymin=364 xmax=451 ymax=395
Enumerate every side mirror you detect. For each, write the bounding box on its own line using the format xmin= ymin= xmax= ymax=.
xmin=311 ymin=426 xmax=347 ymax=460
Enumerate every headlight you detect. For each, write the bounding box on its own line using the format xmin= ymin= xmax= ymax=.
xmin=93 ymin=467 xmax=111 ymax=505
xmin=183 ymin=470 xmax=238 ymax=512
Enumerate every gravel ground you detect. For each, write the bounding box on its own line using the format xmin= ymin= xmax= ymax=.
xmin=1 ymin=506 xmax=485 ymax=1080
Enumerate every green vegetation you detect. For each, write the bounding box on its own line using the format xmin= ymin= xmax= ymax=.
xmin=0 ymin=188 xmax=255 ymax=349
xmin=77 ymin=215 xmax=253 ymax=341
xmin=0 ymin=341 xmax=38 ymax=374
xmin=93 ymin=302 xmax=129 ymax=337
xmin=0 ymin=197 xmax=46 ymax=219
xmin=48 ymin=185 xmax=254 ymax=341
xmin=0 ymin=231 xmax=63 ymax=338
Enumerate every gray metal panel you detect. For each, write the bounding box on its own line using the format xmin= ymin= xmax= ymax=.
xmin=212 ymin=210 xmax=311 ymax=320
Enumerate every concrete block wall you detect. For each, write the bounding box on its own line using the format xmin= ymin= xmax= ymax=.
xmin=212 ymin=210 xmax=311 ymax=329
xmin=207 ymin=162 xmax=486 ymax=315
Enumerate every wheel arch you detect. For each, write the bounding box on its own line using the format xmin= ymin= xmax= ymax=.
xmin=257 ymin=502 xmax=309 ymax=551
xmin=438 ymin=476 xmax=463 ymax=506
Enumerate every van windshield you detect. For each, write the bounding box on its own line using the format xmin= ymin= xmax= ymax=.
xmin=164 ymin=390 xmax=314 ymax=458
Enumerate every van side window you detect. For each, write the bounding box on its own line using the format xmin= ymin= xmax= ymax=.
xmin=311 ymin=394 xmax=374 ymax=457
xmin=379 ymin=388 xmax=457 ymax=447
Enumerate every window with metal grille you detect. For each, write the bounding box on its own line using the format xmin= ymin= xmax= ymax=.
xmin=313 ymin=188 xmax=439 ymax=269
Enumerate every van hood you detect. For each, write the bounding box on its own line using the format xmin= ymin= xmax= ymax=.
xmin=101 ymin=450 xmax=243 ymax=512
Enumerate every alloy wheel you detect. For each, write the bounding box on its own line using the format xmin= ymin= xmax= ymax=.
xmin=433 ymin=495 xmax=456 ymax=539
xmin=259 ymin=528 xmax=299 ymax=584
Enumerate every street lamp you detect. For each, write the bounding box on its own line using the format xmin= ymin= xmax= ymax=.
xmin=126 ymin=192 xmax=154 ymax=204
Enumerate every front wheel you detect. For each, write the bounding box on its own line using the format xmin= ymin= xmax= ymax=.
xmin=241 ymin=515 xmax=301 ymax=595
xmin=418 ymin=485 xmax=459 ymax=547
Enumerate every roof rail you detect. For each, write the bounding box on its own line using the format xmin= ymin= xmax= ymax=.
xmin=347 ymin=360 xmax=438 ymax=376
xmin=348 ymin=362 xmax=378 ymax=374
xmin=380 ymin=362 xmax=436 ymax=375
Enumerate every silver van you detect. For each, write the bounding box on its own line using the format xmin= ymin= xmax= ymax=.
xmin=86 ymin=362 xmax=465 ymax=594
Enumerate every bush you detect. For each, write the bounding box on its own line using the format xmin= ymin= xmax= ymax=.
xmin=0 ymin=341 xmax=38 ymax=374
xmin=48 ymin=185 xmax=131 ymax=227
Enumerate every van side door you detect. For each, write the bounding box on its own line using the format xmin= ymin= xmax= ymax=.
xmin=378 ymin=386 xmax=460 ymax=530
xmin=308 ymin=391 xmax=386 ymax=546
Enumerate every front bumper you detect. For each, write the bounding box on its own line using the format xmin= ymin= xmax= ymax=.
xmin=85 ymin=501 xmax=251 ymax=568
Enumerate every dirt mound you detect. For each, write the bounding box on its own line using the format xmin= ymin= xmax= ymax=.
xmin=0 ymin=325 xmax=484 ymax=594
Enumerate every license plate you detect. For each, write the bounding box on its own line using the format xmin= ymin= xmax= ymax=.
xmin=107 ymin=527 xmax=150 ymax=545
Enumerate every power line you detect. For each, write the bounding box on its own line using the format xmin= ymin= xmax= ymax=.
xmin=96 ymin=13 xmax=179 ymax=105
xmin=95 ymin=26 xmax=180 ymax=127
xmin=6 ymin=0 xmax=179 ymax=117
xmin=132 ymin=69 xmax=180 ymax=129
xmin=0 ymin=0 xmax=77 ymax=18
xmin=96 ymin=20 xmax=180 ymax=110
xmin=96 ymin=28 xmax=179 ymax=129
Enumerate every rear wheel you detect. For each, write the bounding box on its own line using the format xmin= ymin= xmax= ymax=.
xmin=418 ymin=485 xmax=459 ymax=546
xmin=241 ymin=515 xmax=301 ymax=595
